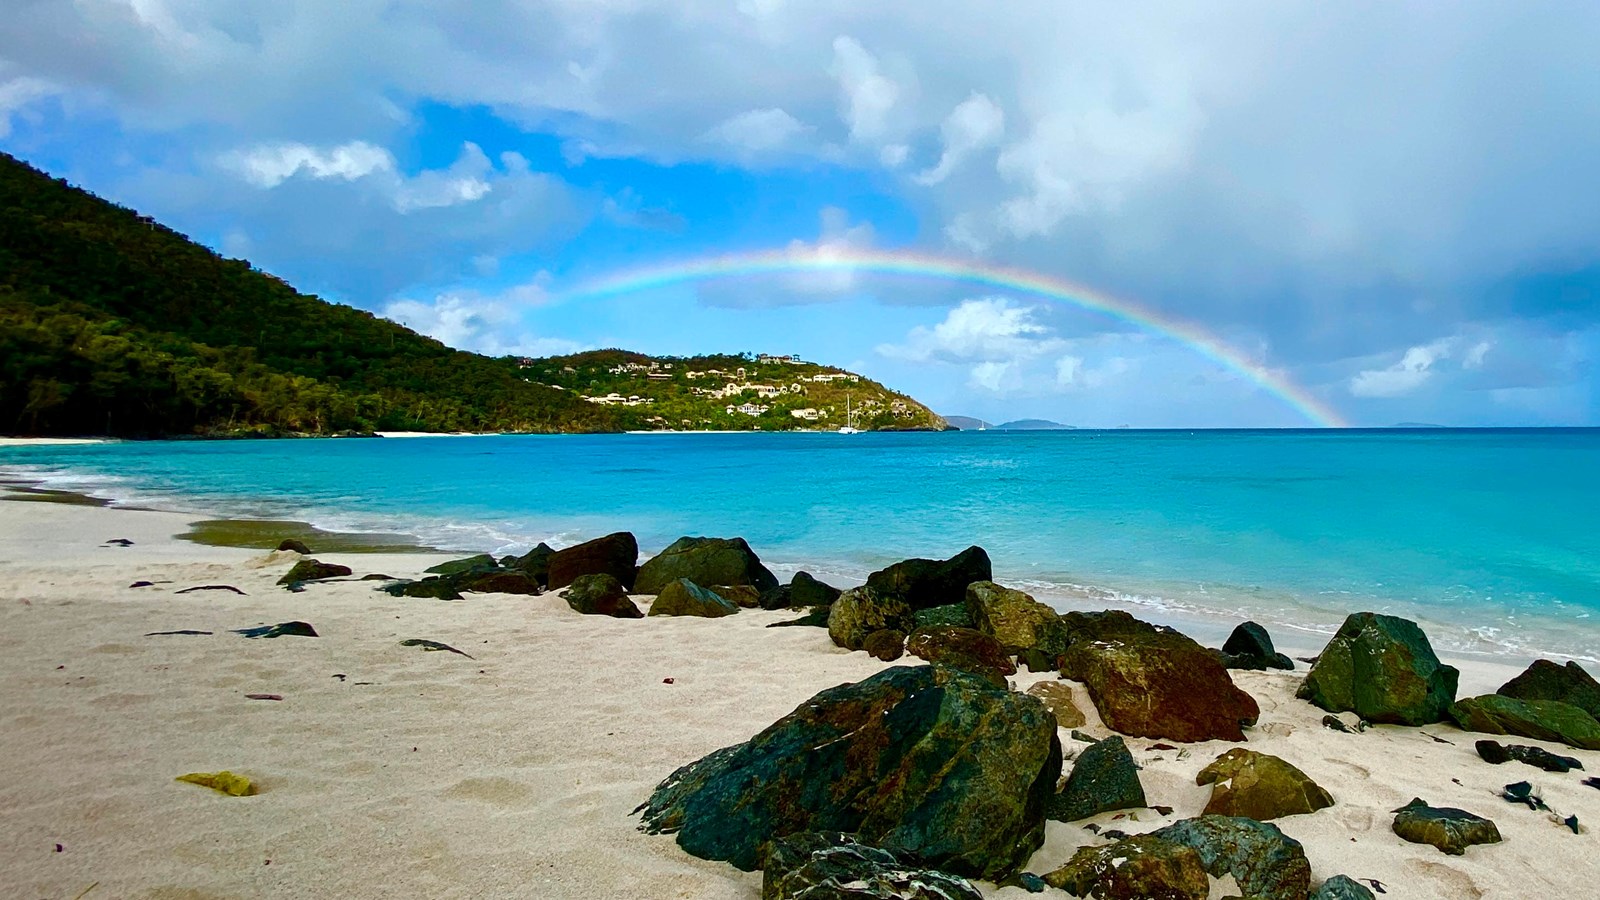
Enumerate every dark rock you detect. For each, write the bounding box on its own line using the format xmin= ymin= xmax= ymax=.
xmin=1449 ymin=694 xmax=1600 ymax=750
xmin=1048 ymin=735 xmax=1145 ymax=822
xmin=906 ymin=626 xmax=1016 ymax=688
xmin=636 ymin=665 xmax=1061 ymax=880
xmin=964 ymin=581 xmax=1068 ymax=660
xmin=381 ymin=578 xmax=463 ymax=601
xmin=1497 ymin=659 xmax=1600 ymax=719
xmin=509 ymin=542 xmax=555 ymax=586
xmin=995 ymin=872 xmax=1048 ymax=894
xmin=864 ymin=629 xmax=906 ymax=661
xmin=649 ymin=578 xmax=739 ymax=618
xmin=1016 ymin=648 xmax=1058 ymax=673
xmin=1042 ymin=834 xmax=1208 ymax=900
xmin=424 ymin=554 xmax=499 ymax=576
xmin=1060 ymin=615 xmax=1259 ymax=743
xmin=1149 ymin=815 xmax=1312 ymax=900
xmin=1024 ymin=681 xmax=1087 ymax=729
xmin=547 ymin=532 xmax=639 ymax=590
xmin=275 ymin=539 xmax=311 ymax=554
xmin=1500 ymin=779 xmax=1548 ymax=811
xmin=790 ymin=571 xmax=843 ymax=608
xmin=234 ymin=621 xmax=318 ymax=639
xmin=634 ymin=536 xmax=779 ymax=595
xmin=828 ymin=587 xmax=916 ymax=651
xmin=758 ymin=584 xmax=793 ymax=610
xmin=457 ymin=570 xmax=542 ymax=595
xmin=1219 ymin=621 xmax=1294 ymax=671
xmin=913 ymin=603 xmax=974 ymax=631
xmin=1059 ymin=609 xmax=1165 ymax=647
xmin=864 ymin=546 xmax=992 ymax=612
xmin=1391 ymin=798 xmax=1502 ymax=855
xmin=760 ymin=832 xmax=983 ymax=900
xmin=1296 ymin=612 xmax=1459 ymax=726
xmin=769 ymin=606 xmax=833 ymax=628
xmin=1474 ymin=739 xmax=1582 ymax=772
xmin=1312 ymin=874 xmax=1377 ymax=900
xmin=710 ymin=584 xmax=763 ymax=608
xmin=360 ymin=573 xmax=396 ymax=581
xmin=276 ymin=559 xmax=352 ymax=586
xmin=1195 ymin=749 xmax=1334 ymax=820
xmin=564 ymin=573 xmax=643 ymax=618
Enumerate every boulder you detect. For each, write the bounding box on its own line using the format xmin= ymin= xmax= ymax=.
xmin=1042 ymin=834 xmax=1208 ymax=900
xmin=635 ymin=536 xmax=779 ymax=595
xmin=710 ymin=584 xmax=763 ymax=608
xmin=1474 ymin=739 xmax=1582 ymax=772
xmin=760 ymin=832 xmax=983 ymax=900
xmin=1048 ymin=735 xmax=1145 ymax=822
xmin=1059 ymin=609 xmax=1163 ymax=647
xmin=1296 ymin=612 xmax=1459 ymax=726
xmin=828 ymin=587 xmax=916 ymax=652
xmin=457 ymin=570 xmax=542 ymax=595
xmin=1024 ymin=681 xmax=1086 ymax=729
xmin=863 ymin=630 xmax=906 ymax=662
xmin=864 ymin=547 xmax=992 ymax=611
xmin=1313 ymin=875 xmax=1377 ymax=900
xmin=649 ymin=578 xmax=739 ymax=618
xmin=1195 ymin=749 xmax=1334 ymax=820
xmin=276 ymin=559 xmax=352 ymax=586
xmin=1149 ymin=815 xmax=1312 ymax=900
xmin=964 ymin=581 xmax=1068 ymax=661
xmin=1449 ymin=694 xmax=1600 ymax=750
xmin=769 ymin=606 xmax=833 ymax=629
xmin=424 ymin=554 xmax=499 ymax=576
xmin=1497 ymin=659 xmax=1600 ymax=719
xmin=637 ymin=665 xmax=1061 ymax=881
xmin=790 ymin=571 xmax=843 ymax=608
xmin=547 ymin=532 xmax=639 ymax=590
xmin=564 ymin=573 xmax=643 ymax=619
xmin=275 ymin=538 xmax=310 ymax=554
xmin=509 ymin=542 xmax=555 ymax=586
xmin=913 ymin=603 xmax=974 ymax=631
xmin=1218 ymin=621 xmax=1294 ymax=671
xmin=1061 ymin=617 xmax=1259 ymax=742
xmin=381 ymin=577 xmax=462 ymax=601
xmin=1390 ymin=798 xmax=1502 ymax=855
xmin=906 ymin=626 xmax=1016 ymax=688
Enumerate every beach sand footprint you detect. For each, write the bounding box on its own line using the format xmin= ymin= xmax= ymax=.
xmin=1406 ymin=859 xmax=1485 ymax=899
xmin=441 ymin=775 xmax=534 ymax=807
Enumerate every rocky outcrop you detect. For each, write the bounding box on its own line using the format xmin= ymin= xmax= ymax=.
xmin=1047 ymin=735 xmax=1145 ymax=823
xmin=1296 ymin=612 xmax=1459 ymax=725
xmin=1149 ymin=815 xmax=1312 ymax=900
xmin=1449 ymin=694 xmax=1600 ymax=750
xmin=547 ymin=532 xmax=639 ymax=590
xmin=564 ymin=573 xmax=643 ymax=618
xmin=912 ymin=603 xmax=974 ymax=631
xmin=1218 ymin=621 xmax=1294 ymax=671
xmin=635 ymin=536 xmax=779 ymax=595
xmin=828 ymin=587 xmax=916 ymax=651
xmin=1313 ymin=875 xmax=1377 ymax=900
xmin=1024 ymin=681 xmax=1086 ymax=729
xmin=906 ymin=626 xmax=1016 ymax=688
xmin=964 ymin=581 xmax=1068 ymax=661
xmin=1195 ymin=749 xmax=1333 ymax=820
xmin=1043 ymin=834 xmax=1208 ymax=900
xmin=864 ymin=547 xmax=992 ymax=611
xmin=760 ymin=832 xmax=983 ymax=900
xmin=864 ymin=630 xmax=906 ymax=661
xmin=637 ymin=665 xmax=1061 ymax=881
xmin=1391 ymin=798 xmax=1502 ymax=855
xmin=1497 ymin=659 xmax=1600 ymax=719
xmin=424 ymin=554 xmax=498 ymax=576
xmin=1474 ymin=739 xmax=1582 ymax=772
xmin=509 ymin=542 xmax=555 ymax=586
xmin=1060 ymin=615 xmax=1259 ymax=742
xmin=648 ymin=578 xmax=739 ymax=618
xmin=277 ymin=559 xmax=352 ymax=586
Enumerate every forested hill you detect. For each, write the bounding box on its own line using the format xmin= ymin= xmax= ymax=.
xmin=0 ymin=153 xmax=944 ymax=437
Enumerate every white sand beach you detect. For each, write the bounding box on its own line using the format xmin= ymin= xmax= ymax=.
xmin=1 ymin=498 xmax=1595 ymax=899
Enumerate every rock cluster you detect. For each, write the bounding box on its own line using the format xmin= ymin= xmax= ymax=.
xmin=547 ymin=531 xmax=638 ymax=589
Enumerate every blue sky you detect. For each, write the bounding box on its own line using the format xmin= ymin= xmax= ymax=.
xmin=3 ymin=2 xmax=1597 ymax=426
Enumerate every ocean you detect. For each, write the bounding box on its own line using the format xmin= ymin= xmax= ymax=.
xmin=3 ymin=429 xmax=1597 ymax=661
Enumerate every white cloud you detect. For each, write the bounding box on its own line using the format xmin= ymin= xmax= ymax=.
xmin=703 ymin=107 xmax=809 ymax=153
xmin=382 ymin=280 xmax=582 ymax=358
xmin=1463 ymin=340 xmax=1492 ymax=370
xmin=969 ymin=360 xmax=1013 ymax=392
xmin=1056 ymin=354 xmax=1131 ymax=390
xmin=915 ymin=92 xmax=1004 ymax=185
xmin=221 ymin=141 xmax=394 ymax=188
xmin=1349 ymin=338 xmax=1456 ymax=397
xmin=878 ymin=298 xmax=1059 ymax=363
xmin=0 ymin=73 xmax=55 ymax=138
xmin=830 ymin=36 xmax=902 ymax=146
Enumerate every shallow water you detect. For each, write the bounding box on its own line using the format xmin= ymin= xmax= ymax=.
xmin=3 ymin=429 xmax=1597 ymax=660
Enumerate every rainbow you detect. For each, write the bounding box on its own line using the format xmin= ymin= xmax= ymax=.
xmin=559 ymin=247 xmax=1349 ymax=428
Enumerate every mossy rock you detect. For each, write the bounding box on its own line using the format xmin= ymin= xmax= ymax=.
xmin=827 ymin=587 xmax=915 ymax=651
xmin=1391 ymin=798 xmax=1502 ymax=855
xmin=964 ymin=580 xmax=1068 ymax=659
xmin=1497 ymin=659 xmax=1600 ymax=719
xmin=1048 ymin=735 xmax=1145 ymax=823
xmin=1149 ymin=815 xmax=1312 ymax=900
xmin=276 ymin=559 xmax=352 ymax=586
xmin=1296 ymin=612 xmax=1458 ymax=725
xmin=1024 ymin=681 xmax=1086 ymax=728
xmin=906 ymin=626 xmax=1016 ymax=688
xmin=864 ymin=546 xmax=992 ymax=611
xmin=1196 ymin=748 xmax=1333 ymax=820
xmin=564 ymin=573 xmax=642 ymax=618
xmin=863 ymin=629 xmax=905 ymax=661
xmin=1449 ymin=694 xmax=1600 ymax=750
xmin=424 ymin=554 xmax=499 ymax=576
xmin=1043 ymin=834 xmax=1208 ymax=900
xmin=649 ymin=578 xmax=739 ymax=618
xmin=634 ymin=536 xmax=778 ymax=594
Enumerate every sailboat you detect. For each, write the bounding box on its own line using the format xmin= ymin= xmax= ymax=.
xmin=838 ymin=393 xmax=860 ymax=434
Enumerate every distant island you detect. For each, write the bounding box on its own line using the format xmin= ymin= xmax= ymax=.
xmin=0 ymin=152 xmax=945 ymax=438
xmin=944 ymin=416 xmax=1077 ymax=431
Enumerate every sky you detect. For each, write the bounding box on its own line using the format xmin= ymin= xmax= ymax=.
xmin=2 ymin=2 xmax=1597 ymax=427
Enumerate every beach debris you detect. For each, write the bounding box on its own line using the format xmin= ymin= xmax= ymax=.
xmin=1475 ymin=738 xmax=1583 ymax=772
xmin=1068 ymin=729 xmax=1099 ymax=744
xmin=128 ymin=580 xmax=170 ymax=588
xmin=634 ymin=535 xmax=780 ymax=595
xmin=72 ymin=883 xmax=98 ymax=900
xmin=234 ymin=621 xmax=318 ymax=639
xmin=649 ymin=577 xmax=739 ymax=618
xmin=103 ymin=538 xmax=134 ymax=547
xmin=1196 ymin=748 xmax=1334 ymax=821
xmin=176 ymin=770 xmax=257 ymax=796
xmin=1148 ymin=815 xmax=1313 ymax=900
xmin=907 ymin=626 xmax=1015 ymax=687
xmin=563 ymin=573 xmax=643 ymax=618
xmin=1362 ymin=878 xmax=1387 ymax=894
xmin=637 ymin=664 xmax=1059 ymax=881
xmin=761 ymin=831 xmax=985 ymax=900
xmin=662 ymin=677 xmax=674 ymax=684
xmin=1312 ymin=875 xmax=1378 ymax=899
xmin=175 ymin=584 xmax=247 ymax=595
xmin=399 ymin=638 xmax=474 ymax=658
xmin=146 ymin=629 xmax=213 ymax=636
xmin=767 ymin=605 xmax=832 ymax=628
xmin=546 ymin=531 xmax=639 ymax=590
xmin=1047 ymin=735 xmax=1145 ymax=823
xmin=1562 ymin=814 xmax=1580 ymax=834
xmin=1059 ymin=610 xmax=1260 ymax=742
xmin=1496 ymin=659 xmax=1600 ymax=718
xmin=1043 ymin=833 xmax=1208 ymax=900
xmin=245 ymin=693 xmax=282 ymax=701
xmin=1391 ymin=798 xmax=1502 ymax=855
xmin=863 ymin=628 xmax=906 ymax=661
xmin=1584 ymin=777 xmax=1600 ymax=790
xmin=275 ymin=538 xmax=311 ymax=554
xmin=1449 ymin=693 xmax=1600 ymax=750
xmin=332 ymin=674 xmax=346 ymax=681
xmin=965 ymin=581 xmax=1070 ymax=665
xmin=1025 ymin=681 xmax=1087 ymax=729
xmin=1501 ymin=780 xmax=1550 ymax=811
xmin=276 ymin=559 xmax=353 ymax=587
xmin=1419 ymin=731 xmax=1453 ymax=744
xmin=1216 ymin=620 xmax=1296 ymax=671
xmin=1149 ymin=742 xmax=1178 ymax=750
xmin=1298 ymin=612 xmax=1459 ymax=726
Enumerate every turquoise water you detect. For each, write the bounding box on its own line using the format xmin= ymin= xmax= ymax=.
xmin=3 ymin=429 xmax=1598 ymax=659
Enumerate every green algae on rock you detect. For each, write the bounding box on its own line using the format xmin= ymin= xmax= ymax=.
xmin=1047 ymin=734 xmax=1145 ymax=823
xmin=1449 ymin=694 xmax=1600 ymax=750
xmin=648 ymin=578 xmax=739 ymax=618
xmin=1391 ymin=798 xmax=1502 ymax=855
xmin=1196 ymin=748 xmax=1334 ymax=820
xmin=176 ymin=771 xmax=257 ymax=796
xmin=1296 ymin=612 xmax=1459 ymax=725
xmin=1043 ymin=833 xmax=1208 ymax=900
xmin=634 ymin=536 xmax=779 ymax=595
